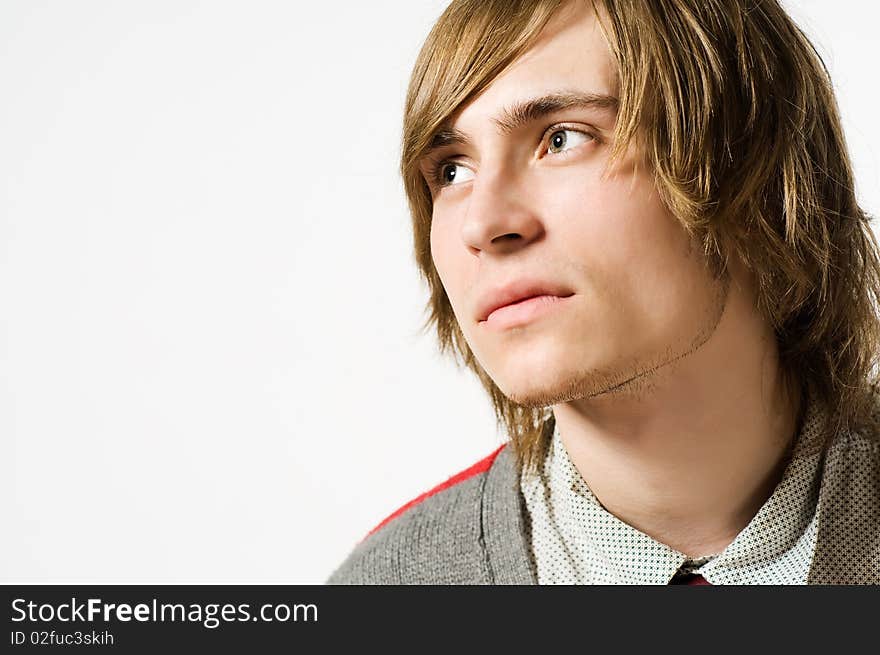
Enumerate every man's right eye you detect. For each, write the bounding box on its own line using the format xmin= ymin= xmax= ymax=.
xmin=436 ymin=162 xmax=475 ymax=187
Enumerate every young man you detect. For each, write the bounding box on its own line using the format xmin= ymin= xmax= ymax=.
xmin=328 ymin=0 xmax=880 ymax=584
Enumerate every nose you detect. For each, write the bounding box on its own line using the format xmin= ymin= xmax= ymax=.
xmin=460 ymin=168 xmax=544 ymax=256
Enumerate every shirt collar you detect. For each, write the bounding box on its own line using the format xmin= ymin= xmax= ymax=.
xmin=539 ymin=395 xmax=825 ymax=584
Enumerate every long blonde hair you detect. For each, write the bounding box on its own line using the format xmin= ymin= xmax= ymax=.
xmin=401 ymin=0 xmax=880 ymax=473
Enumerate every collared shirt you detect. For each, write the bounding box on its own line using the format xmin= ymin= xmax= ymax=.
xmin=520 ymin=398 xmax=829 ymax=584
xmin=330 ymin=390 xmax=880 ymax=584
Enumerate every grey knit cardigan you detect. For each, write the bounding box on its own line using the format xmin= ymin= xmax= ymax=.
xmin=327 ymin=431 xmax=880 ymax=584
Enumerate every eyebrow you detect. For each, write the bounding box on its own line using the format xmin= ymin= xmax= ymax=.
xmin=423 ymin=90 xmax=619 ymax=158
xmin=493 ymin=90 xmax=618 ymax=135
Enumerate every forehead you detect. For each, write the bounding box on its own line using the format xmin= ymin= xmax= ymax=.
xmin=451 ymin=2 xmax=617 ymax=130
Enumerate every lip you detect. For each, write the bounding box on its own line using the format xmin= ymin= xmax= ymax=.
xmin=476 ymin=278 xmax=575 ymax=324
xmin=480 ymin=294 xmax=574 ymax=331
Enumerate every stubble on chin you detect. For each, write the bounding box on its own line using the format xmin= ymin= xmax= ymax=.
xmin=504 ymin=271 xmax=732 ymax=410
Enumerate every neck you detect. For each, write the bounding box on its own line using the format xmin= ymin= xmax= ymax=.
xmin=551 ymin=269 xmax=803 ymax=558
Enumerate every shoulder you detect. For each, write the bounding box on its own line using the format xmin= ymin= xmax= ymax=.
xmin=326 ymin=444 xmax=510 ymax=584
xmin=824 ymin=419 xmax=880 ymax=487
xmin=827 ymin=392 xmax=880 ymax=469
xmin=811 ymin=416 xmax=880 ymax=582
xmin=817 ymin=389 xmax=880 ymax=481
xmin=820 ymin=404 xmax=880 ymax=506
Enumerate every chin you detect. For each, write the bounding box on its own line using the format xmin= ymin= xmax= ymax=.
xmin=489 ymin=344 xmax=652 ymax=408
xmin=488 ymin=352 xmax=590 ymax=408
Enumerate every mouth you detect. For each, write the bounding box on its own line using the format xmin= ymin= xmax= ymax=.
xmin=476 ymin=278 xmax=576 ymax=323
xmin=478 ymin=292 xmax=575 ymax=331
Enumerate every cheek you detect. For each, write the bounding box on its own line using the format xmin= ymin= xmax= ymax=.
xmin=546 ymin=166 xmax=682 ymax=283
xmin=429 ymin=212 xmax=451 ymax=282
xmin=429 ymin=210 xmax=468 ymax=312
xmin=552 ymin=167 xmax=711 ymax=333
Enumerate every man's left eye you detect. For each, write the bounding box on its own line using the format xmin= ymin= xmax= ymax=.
xmin=547 ymin=129 xmax=592 ymax=154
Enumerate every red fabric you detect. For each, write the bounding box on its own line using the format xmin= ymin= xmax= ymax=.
xmin=361 ymin=444 xmax=507 ymax=541
xmin=670 ymin=573 xmax=712 ymax=585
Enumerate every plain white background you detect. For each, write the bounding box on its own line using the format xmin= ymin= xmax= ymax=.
xmin=2 ymin=1 xmax=878 ymax=584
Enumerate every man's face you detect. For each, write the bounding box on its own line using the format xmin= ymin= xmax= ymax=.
xmin=423 ymin=3 xmax=728 ymax=407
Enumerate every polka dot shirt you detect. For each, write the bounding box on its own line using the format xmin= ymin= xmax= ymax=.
xmin=519 ymin=395 xmax=865 ymax=584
